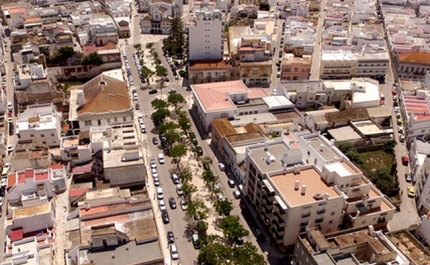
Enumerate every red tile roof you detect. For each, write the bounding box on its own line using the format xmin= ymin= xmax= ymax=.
xmin=398 ymin=51 xmax=430 ymax=65
xmin=7 ymin=172 xmax=16 ymax=188
xmin=34 ymin=171 xmax=49 ymax=181
xmin=10 ymin=228 xmax=23 ymax=242
xmin=18 ymin=172 xmax=26 ymax=184
xmin=25 ymin=169 xmax=34 ymax=179
xmin=49 ymin=164 xmax=64 ymax=170
xmin=69 ymin=188 xmax=89 ymax=197
xmin=71 ymin=161 xmax=94 ymax=175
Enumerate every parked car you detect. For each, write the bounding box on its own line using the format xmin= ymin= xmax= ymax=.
xmin=192 ymin=234 xmax=200 ymax=249
xmin=150 ymin=159 xmax=157 ymax=169
xmin=152 ymin=137 xmax=158 ymax=145
xmin=407 ymin=186 xmax=415 ymax=197
xmin=161 ymin=210 xmax=170 ymax=224
xmin=167 ymin=231 xmax=175 ymax=244
xmin=180 ymin=199 xmax=188 ymax=211
xmin=158 ymin=153 xmax=165 ymax=164
xmin=169 ymin=197 xmax=177 ymax=209
xmin=168 ymin=88 xmax=177 ymax=93
xmin=399 ymin=135 xmax=405 ymax=142
xmin=402 ymin=156 xmax=409 ymax=166
xmin=405 ymin=173 xmax=412 ymax=183
xmin=159 ymin=200 xmax=167 ymax=211
xmin=151 ymin=168 xmax=158 ymax=178
xmin=176 ymin=184 xmax=184 ymax=196
xmin=135 ymin=103 xmax=140 ymax=110
xmin=203 ymin=162 xmax=210 ymax=170
xmin=170 ymin=244 xmax=179 ymax=260
xmin=251 ymin=226 xmax=264 ymax=240
xmin=196 ymin=146 xmax=203 ymax=156
xmin=218 ymin=163 xmax=226 ymax=171
xmin=189 ymin=132 xmax=198 ymax=145
xmin=149 ymin=89 xmax=158 ymax=94
xmin=234 ymin=237 xmax=244 ymax=245
xmin=153 ymin=177 xmax=160 ymax=186
xmin=171 ymin=174 xmax=180 ymax=185
xmin=227 ymin=179 xmax=235 ymax=188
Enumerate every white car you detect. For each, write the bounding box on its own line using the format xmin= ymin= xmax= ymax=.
xmin=233 ymin=190 xmax=241 ymax=199
xmin=153 ymin=177 xmax=160 ymax=186
xmin=138 ymin=113 xmax=144 ymax=121
xmin=176 ymin=184 xmax=184 ymax=196
xmin=170 ymin=244 xmax=179 ymax=260
xmin=133 ymin=94 xmax=138 ymax=101
xmin=150 ymin=159 xmax=157 ymax=169
xmin=4 ymin=162 xmax=11 ymax=170
xmin=218 ymin=163 xmax=226 ymax=171
xmin=1 ymin=179 xmax=6 ymax=187
xmin=7 ymin=144 xmax=13 ymax=152
xmin=168 ymin=88 xmax=176 ymax=94
xmin=7 ymin=102 xmax=12 ymax=111
xmin=159 ymin=200 xmax=167 ymax=211
xmin=158 ymin=153 xmax=165 ymax=164
xmin=151 ymin=168 xmax=158 ymax=178
xmin=180 ymin=199 xmax=188 ymax=211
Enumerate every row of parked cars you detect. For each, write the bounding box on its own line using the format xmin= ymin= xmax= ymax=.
xmin=122 ymin=49 xmax=134 ymax=87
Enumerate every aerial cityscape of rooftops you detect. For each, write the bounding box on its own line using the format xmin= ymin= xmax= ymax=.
xmin=1 ymin=0 xmax=430 ymax=264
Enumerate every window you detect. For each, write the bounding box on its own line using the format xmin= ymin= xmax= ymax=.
xmin=107 ymin=118 xmax=111 ymax=123
xmin=329 ymin=220 xmax=333 ymax=224
xmin=42 ymin=141 xmax=46 ymax=144
xmin=331 ymin=211 xmax=335 ymax=216
xmin=314 ymin=158 xmax=317 ymax=164
xmin=114 ymin=117 xmax=118 ymax=122
xmin=84 ymin=120 xmax=92 ymax=126
xmin=51 ymin=133 xmax=55 ymax=137
xmin=123 ymin=117 xmax=127 ymax=122
xmin=30 ymin=134 xmax=34 ymax=137
xmin=307 ymin=151 xmax=310 ymax=156
xmin=41 ymin=134 xmax=45 ymax=138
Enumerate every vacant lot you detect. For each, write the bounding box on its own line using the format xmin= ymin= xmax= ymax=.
xmin=360 ymin=150 xmax=394 ymax=174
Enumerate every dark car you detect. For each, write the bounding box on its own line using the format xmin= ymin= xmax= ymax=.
xmin=132 ymin=89 xmax=137 ymax=94
xmin=189 ymin=132 xmax=198 ymax=145
xmin=161 ymin=140 xmax=167 ymax=148
xmin=135 ymin=103 xmax=140 ymax=110
xmin=203 ymin=162 xmax=210 ymax=170
xmin=167 ymin=231 xmax=175 ymax=244
xmin=234 ymin=237 xmax=244 ymax=245
xmin=227 ymin=179 xmax=235 ymax=188
xmin=149 ymin=89 xmax=158 ymax=94
xmin=251 ymin=226 xmax=263 ymax=240
xmin=169 ymin=197 xmax=177 ymax=209
xmin=152 ymin=137 xmax=158 ymax=145
xmin=405 ymin=173 xmax=412 ymax=183
xmin=159 ymin=133 xmax=166 ymax=141
xmin=161 ymin=210 xmax=170 ymax=224
xmin=196 ymin=146 xmax=203 ymax=156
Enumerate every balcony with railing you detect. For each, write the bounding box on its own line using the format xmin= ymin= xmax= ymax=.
xmin=301 ymin=212 xmax=311 ymax=218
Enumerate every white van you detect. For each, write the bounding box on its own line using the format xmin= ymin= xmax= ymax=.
xmin=158 ymin=153 xmax=165 ymax=164
xmin=157 ymin=187 xmax=164 ymax=199
xmin=170 ymin=244 xmax=179 ymax=260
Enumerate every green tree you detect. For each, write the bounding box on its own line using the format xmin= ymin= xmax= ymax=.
xmin=198 ymin=242 xmax=265 ymax=265
xmin=155 ymin=65 xmax=167 ymax=77
xmin=168 ymin=93 xmax=186 ymax=110
xmin=164 ymin=129 xmax=181 ymax=148
xmin=134 ymin=43 xmax=142 ymax=49
xmin=170 ymin=144 xmax=187 ymax=166
xmin=151 ymin=108 xmax=170 ymax=123
xmin=146 ymin=42 xmax=154 ymax=49
xmin=164 ymin=7 xmax=185 ymax=57
xmin=178 ymin=116 xmax=191 ymax=133
xmin=81 ymin=52 xmax=103 ymax=66
xmin=219 ymin=215 xmax=249 ymax=239
xmin=151 ymin=98 xmax=168 ymax=110
xmin=337 ymin=142 xmax=363 ymax=165
xmin=371 ymin=168 xmax=397 ymax=195
xmin=202 ymin=170 xmax=218 ymax=187
xmin=140 ymin=66 xmax=154 ymax=84
xmin=182 ymin=182 xmax=197 ymax=199
xmin=200 ymin=156 xmax=213 ymax=165
xmin=186 ymin=199 xmax=209 ymax=220
xmin=383 ymin=139 xmax=397 ymax=153
xmin=158 ymin=121 xmax=178 ymax=134
xmin=215 ymin=199 xmax=233 ymax=216
xmin=178 ymin=167 xmax=193 ymax=183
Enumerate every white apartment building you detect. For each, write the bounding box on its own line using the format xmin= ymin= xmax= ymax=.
xmin=6 ymin=165 xmax=66 ymax=205
xmin=243 ymin=133 xmax=396 ymax=249
xmin=284 ymin=18 xmax=316 ymax=55
xmin=414 ymin=155 xmax=430 ymax=214
xmin=16 ymin=103 xmax=62 ymax=147
xmin=13 ymin=63 xmax=47 ymax=90
xmin=188 ymin=10 xmax=223 ymax=62
xmin=400 ymin=91 xmax=430 ymax=145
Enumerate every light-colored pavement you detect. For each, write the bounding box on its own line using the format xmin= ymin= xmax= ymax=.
xmin=380 ymin=46 xmax=421 ymax=231
xmin=53 ymin=177 xmax=72 ymax=265
xmin=309 ymin=0 xmax=327 ymax=80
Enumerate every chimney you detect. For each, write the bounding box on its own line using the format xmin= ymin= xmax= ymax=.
xmin=301 ymin=185 xmax=307 ymax=195
xmin=294 ymin=180 xmax=300 ymax=190
xmin=319 ymin=144 xmax=324 ymax=152
xmin=281 ymin=151 xmax=288 ymax=164
xmin=77 ymin=89 xmax=85 ymax=107
xmin=294 ymin=164 xmax=301 ymax=174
